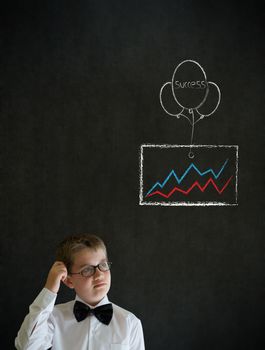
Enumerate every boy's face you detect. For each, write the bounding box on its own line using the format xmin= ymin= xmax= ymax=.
xmin=65 ymin=247 xmax=111 ymax=306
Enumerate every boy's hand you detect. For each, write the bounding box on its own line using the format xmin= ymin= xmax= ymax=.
xmin=45 ymin=261 xmax=68 ymax=294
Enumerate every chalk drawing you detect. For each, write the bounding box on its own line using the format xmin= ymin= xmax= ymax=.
xmin=159 ymin=60 xmax=221 ymax=158
xmin=145 ymin=158 xmax=229 ymax=196
xmin=139 ymin=144 xmax=239 ymax=206
xmin=139 ymin=60 xmax=239 ymax=207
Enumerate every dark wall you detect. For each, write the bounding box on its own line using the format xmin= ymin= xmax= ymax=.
xmin=2 ymin=1 xmax=265 ymax=349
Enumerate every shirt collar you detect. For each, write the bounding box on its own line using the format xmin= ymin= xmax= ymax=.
xmin=75 ymin=294 xmax=110 ymax=309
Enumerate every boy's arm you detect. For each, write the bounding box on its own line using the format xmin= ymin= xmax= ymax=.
xmin=130 ymin=318 xmax=145 ymax=350
xmin=15 ymin=262 xmax=67 ymax=350
xmin=15 ymin=288 xmax=56 ymax=350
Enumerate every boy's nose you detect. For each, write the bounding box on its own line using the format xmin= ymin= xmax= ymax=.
xmin=94 ymin=266 xmax=104 ymax=278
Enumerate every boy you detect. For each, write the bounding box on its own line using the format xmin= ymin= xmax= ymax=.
xmin=15 ymin=233 xmax=145 ymax=350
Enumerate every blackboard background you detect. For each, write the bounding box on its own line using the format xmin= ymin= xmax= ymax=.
xmin=2 ymin=1 xmax=265 ymax=349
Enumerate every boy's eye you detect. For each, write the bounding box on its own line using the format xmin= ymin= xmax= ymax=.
xmin=81 ymin=266 xmax=94 ymax=276
xmin=99 ymin=262 xmax=108 ymax=269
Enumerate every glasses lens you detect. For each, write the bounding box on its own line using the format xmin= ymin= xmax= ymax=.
xmin=81 ymin=266 xmax=95 ymax=277
xmin=99 ymin=261 xmax=111 ymax=272
xmin=80 ymin=262 xmax=112 ymax=276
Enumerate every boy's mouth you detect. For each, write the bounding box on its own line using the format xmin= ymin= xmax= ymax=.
xmin=94 ymin=282 xmax=107 ymax=288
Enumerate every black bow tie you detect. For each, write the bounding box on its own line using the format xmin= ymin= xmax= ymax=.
xmin=73 ymin=300 xmax=113 ymax=325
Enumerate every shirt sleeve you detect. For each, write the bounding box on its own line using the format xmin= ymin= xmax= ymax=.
xmin=129 ymin=317 xmax=145 ymax=350
xmin=15 ymin=288 xmax=57 ymax=350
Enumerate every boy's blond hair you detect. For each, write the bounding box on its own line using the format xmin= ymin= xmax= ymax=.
xmin=56 ymin=233 xmax=107 ymax=271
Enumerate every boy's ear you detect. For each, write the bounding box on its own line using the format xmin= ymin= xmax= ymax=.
xmin=63 ymin=275 xmax=75 ymax=289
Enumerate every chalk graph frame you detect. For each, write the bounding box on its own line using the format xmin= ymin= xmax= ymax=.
xmin=139 ymin=144 xmax=239 ymax=207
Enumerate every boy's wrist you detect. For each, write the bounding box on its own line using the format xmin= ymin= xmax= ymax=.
xmin=43 ymin=286 xmax=58 ymax=296
xmin=44 ymin=281 xmax=59 ymax=294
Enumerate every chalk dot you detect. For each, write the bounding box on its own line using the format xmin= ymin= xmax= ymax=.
xmin=188 ymin=151 xmax=195 ymax=159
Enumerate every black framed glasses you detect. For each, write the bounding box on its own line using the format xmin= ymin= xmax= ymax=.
xmin=70 ymin=261 xmax=112 ymax=278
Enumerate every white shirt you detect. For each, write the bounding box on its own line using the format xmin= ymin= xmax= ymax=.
xmin=15 ymin=288 xmax=145 ymax=350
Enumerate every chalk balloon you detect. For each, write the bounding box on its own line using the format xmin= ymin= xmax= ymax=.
xmin=172 ymin=60 xmax=209 ymax=110
xmin=160 ymin=82 xmax=184 ymax=117
xmin=196 ymin=82 xmax=221 ymax=118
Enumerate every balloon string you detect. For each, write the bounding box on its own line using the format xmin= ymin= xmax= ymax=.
xmin=189 ymin=109 xmax=195 ymax=159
